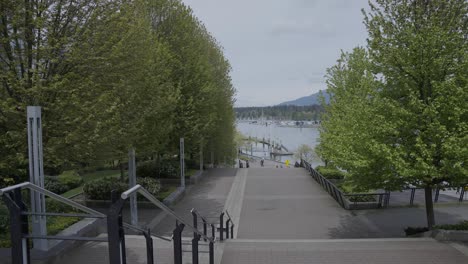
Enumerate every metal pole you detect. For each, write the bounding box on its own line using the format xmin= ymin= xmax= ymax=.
xmin=144 ymin=229 xmax=154 ymax=264
xmin=3 ymin=191 xmax=30 ymax=264
xmin=219 ymin=212 xmax=224 ymax=241
xmin=180 ymin=138 xmax=185 ymax=188
xmin=173 ymin=223 xmax=185 ymax=264
xmin=209 ymin=241 xmax=214 ymax=264
xmin=191 ymin=211 xmax=200 ymax=264
xmin=128 ymin=148 xmax=138 ymax=226
xmin=27 ymin=106 xmax=47 ymax=251
xmin=107 ymin=191 xmax=126 ymax=264
xmin=203 ymin=219 xmax=207 ymax=242
xmin=225 ymin=219 xmax=230 ymax=239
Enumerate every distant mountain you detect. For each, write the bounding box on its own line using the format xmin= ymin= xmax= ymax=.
xmin=278 ymin=90 xmax=330 ymax=106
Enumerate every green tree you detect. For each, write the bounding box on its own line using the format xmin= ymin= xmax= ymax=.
xmin=320 ymin=0 xmax=468 ymax=228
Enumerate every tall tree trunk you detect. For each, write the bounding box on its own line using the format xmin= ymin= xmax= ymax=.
xmin=424 ymin=186 xmax=435 ymax=229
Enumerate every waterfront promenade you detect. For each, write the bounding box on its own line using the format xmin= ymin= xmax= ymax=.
xmin=36 ymin=166 xmax=468 ymax=263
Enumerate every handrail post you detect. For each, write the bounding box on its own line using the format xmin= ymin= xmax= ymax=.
xmin=211 ymin=224 xmax=215 ymax=239
xmin=209 ymin=240 xmax=215 ymax=264
xmin=3 ymin=190 xmax=30 ymax=264
xmin=203 ymin=219 xmax=208 ymax=242
xmin=173 ymin=222 xmax=185 ymax=264
xmin=192 ymin=234 xmax=201 ymax=264
xmin=225 ymin=219 xmax=230 ymax=239
xmin=107 ymin=190 xmax=127 ymax=264
xmin=144 ymin=229 xmax=154 ymax=264
xmin=219 ymin=212 xmax=224 ymax=241
xmin=191 ymin=210 xmax=199 ymax=264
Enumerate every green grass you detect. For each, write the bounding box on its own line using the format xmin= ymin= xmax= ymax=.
xmin=62 ymin=186 xmax=84 ymax=198
xmin=186 ymin=169 xmax=198 ymax=177
xmin=157 ymin=185 xmax=177 ymax=201
xmin=81 ymin=169 xmax=122 ymax=182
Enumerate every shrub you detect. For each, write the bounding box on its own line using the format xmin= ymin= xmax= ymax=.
xmin=83 ymin=177 xmax=127 ymax=200
xmin=347 ymin=195 xmax=376 ymax=203
xmin=136 ymin=159 xmax=178 ymax=179
xmin=136 ymin=161 xmax=158 ymax=178
xmin=45 ymin=176 xmax=69 ymax=194
xmin=58 ymin=170 xmax=83 ymax=189
xmin=316 ymin=166 xmax=346 ymax=180
xmin=434 ymin=221 xmax=468 ymax=231
xmin=138 ymin=177 xmax=161 ymax=197
xmin=0 ymin=204 xmax=9 ymax=238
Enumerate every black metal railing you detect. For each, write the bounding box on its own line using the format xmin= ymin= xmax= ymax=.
xmin=121 ymin=185 xmax=216 ymax=264
xmin=301 ymin=160 xmax=390 ymax=209
xmin=0 ymin=182 xmax=192 ymax=264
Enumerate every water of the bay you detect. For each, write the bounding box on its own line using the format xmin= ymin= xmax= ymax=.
xmin=236 ymin=121 xmax=322 ymax=166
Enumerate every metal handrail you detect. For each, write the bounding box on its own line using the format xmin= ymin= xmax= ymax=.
xmin=121 ymin=185 xmax=215 ymax=243
xmin=123 ymin=223 xmax=172 ymax=242
xmin=225 ymin=210 xmax=233 ymax=222
xmin=0 ymin=182 xmax=105 ymax=217
xmin=0 ymin=182 xmax=173 ymax=242
xmin=191 ymin=209 xmax=216 ymax=226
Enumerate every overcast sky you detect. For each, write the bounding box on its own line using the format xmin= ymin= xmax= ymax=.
xmin=182 ymin=0 xmax=370 ymax=107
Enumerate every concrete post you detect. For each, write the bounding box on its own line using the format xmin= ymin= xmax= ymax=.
xmin=128 ymin=148 xmax=138 ymax=226
xmin=27 ymin=106 xmax=47 ymax=251
xmin=180 ymin=138 xmax=185 ymax=188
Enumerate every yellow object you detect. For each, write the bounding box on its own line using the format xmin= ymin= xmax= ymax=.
xmin=285 ymin=160 xmax=290 ymax=167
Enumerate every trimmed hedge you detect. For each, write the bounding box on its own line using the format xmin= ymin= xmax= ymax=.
xmin=316 ymin=166 xmax=347 ymax=180
xmin=45 ymin=177 xmax=69 ymax=194
xmin=83 ymin=177 xmax=127 ymax=200
xmin=58 ymin=170 xmax=83 ymax=189
xmin=435 ymin=221 xmax=468 ymax=231
xmin=136 ymin=159 xmax=179 ymax=179
xmin=83 ymin=177 xmax=161 ymax=201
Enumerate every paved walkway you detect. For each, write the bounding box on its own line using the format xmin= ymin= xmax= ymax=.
xmin=237 ymin=168 xmax=349 ymax=239
xmin=20 ymin=166 xmax=468 ymax=264
xmin=152 ymin=168 xmax=237 ymax=237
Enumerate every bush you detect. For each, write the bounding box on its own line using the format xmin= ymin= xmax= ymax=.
xmin=138 ymin=177 xmax=161 ymax=197
xmin=316 ymin=166 xmax=346 ymax=180
xmin=83 ymin=177 xmax=127 ymax=200
xmin=347 ymin=195 xmax=376 ymax=203
xmin=136 ymin=161 xmax=158 ymax=178
xmin=45 ymin=176 xmax=69 ymax=194
xmin=136 ymin=159 xmax=178 ymax=179
xmin=0 ymin=204 xmax=8 ymax=238
xmin=434 ymin=221 xmax=468 ymax=231
xmin=58 ymin=170 xmax=83 ymax=189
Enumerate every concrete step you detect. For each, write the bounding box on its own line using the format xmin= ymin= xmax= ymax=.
xmin=220 ymin=238 xmax=468 ymax=264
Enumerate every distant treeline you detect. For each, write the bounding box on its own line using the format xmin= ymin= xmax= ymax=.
xmin=235 ymin=105 xmax=323 ymax=121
